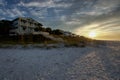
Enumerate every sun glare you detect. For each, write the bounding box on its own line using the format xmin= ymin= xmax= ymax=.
xmin=88 ymin=31 xmax=97 ymax=38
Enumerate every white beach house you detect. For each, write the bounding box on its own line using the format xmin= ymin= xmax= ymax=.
xmin=10 ymin=17 xmax=43 ymax=35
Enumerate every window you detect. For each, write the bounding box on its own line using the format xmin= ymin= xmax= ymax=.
xmin=22 ymin=26 xmax=26 ymax=30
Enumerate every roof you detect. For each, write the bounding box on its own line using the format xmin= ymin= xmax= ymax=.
xmin=12 ymin=17 xmax=43 ymax=26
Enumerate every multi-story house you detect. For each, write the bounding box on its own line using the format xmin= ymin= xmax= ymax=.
xmin=9 ymin=17 xmax=63 ymax=42
xmin=10 ymin=17 xmax=43 ymax=35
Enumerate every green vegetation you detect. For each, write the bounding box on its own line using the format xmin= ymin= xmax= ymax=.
xmin=0 ymin=20 xmax=12 ymax=36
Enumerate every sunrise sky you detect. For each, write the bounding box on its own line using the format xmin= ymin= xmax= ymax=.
xmin=0 ymin=0 xmax=120 ymax=41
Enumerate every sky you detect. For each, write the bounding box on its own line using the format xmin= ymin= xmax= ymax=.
xmin=0 ymin=0 xmax=120 ymax=41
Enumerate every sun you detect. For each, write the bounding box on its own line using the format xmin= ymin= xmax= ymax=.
xmin=88 ymin=31 xmax=97 ymax=38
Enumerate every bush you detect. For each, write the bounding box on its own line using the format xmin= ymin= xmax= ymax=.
xmin=51 ymin=29 xmax=63 ymax=35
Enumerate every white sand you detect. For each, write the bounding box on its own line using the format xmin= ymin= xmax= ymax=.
xmin=0 ymin=42 xmax=119 ymax=80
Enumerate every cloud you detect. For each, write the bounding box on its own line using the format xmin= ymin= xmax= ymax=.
xmin=54 ymin=9 xmax=64 ymax=15
xmin=67 ymin=0 xmax=120 ymax=36
xmin=65 ymin=0 xmax=120 ymax=18
xmin=73 ymin=12 xmax=120 ymax=40
xmin=60 ymin=15 xmax=67 ymax=21
xmin=66 ymin=21 xmax=80 ymax=25
xmin=17 ymin=0 xmax=72 ymax=8
xmin=0 ymin=0 xmax=7 ymax=6
xmin=85 ymin=0 xmax=120 ymax=15
xmin=12 ymin=8 xmax=25 ymax=17
xmin=29 ymin=8 xmax=47 ymax=19
xmin=0 ymin=8 xmax=27 ymax=19
xmin=65 ymin=18 xmax=82 ymax=26
xmin=0 ymin=0 xmax=120 ymax=40
xmin=0 ymin=9 xmax=3 ymax=13
xmin=94 ymin=0 xmax=120 ymax=9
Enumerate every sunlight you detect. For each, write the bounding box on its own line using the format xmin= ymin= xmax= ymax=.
xmin=88 ymin=31 xmax=97 ymax=38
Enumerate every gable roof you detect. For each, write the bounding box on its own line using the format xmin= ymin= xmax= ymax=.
xmin=12 ymin=17 xmax=43 ymax=26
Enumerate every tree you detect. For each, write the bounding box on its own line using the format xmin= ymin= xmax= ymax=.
xmin=34 ymin=26 xmax=44 ymax=32
xmin=51 ymin=29 xmax=63 ymax=35
xmin=46 ymin=27 xmax=52 ymax=33
xmin=0 ymin=20 xmax=12 ymax=36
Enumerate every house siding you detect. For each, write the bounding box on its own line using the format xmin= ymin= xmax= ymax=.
xmin=10 ymin=17 xmax=42 ymax=35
